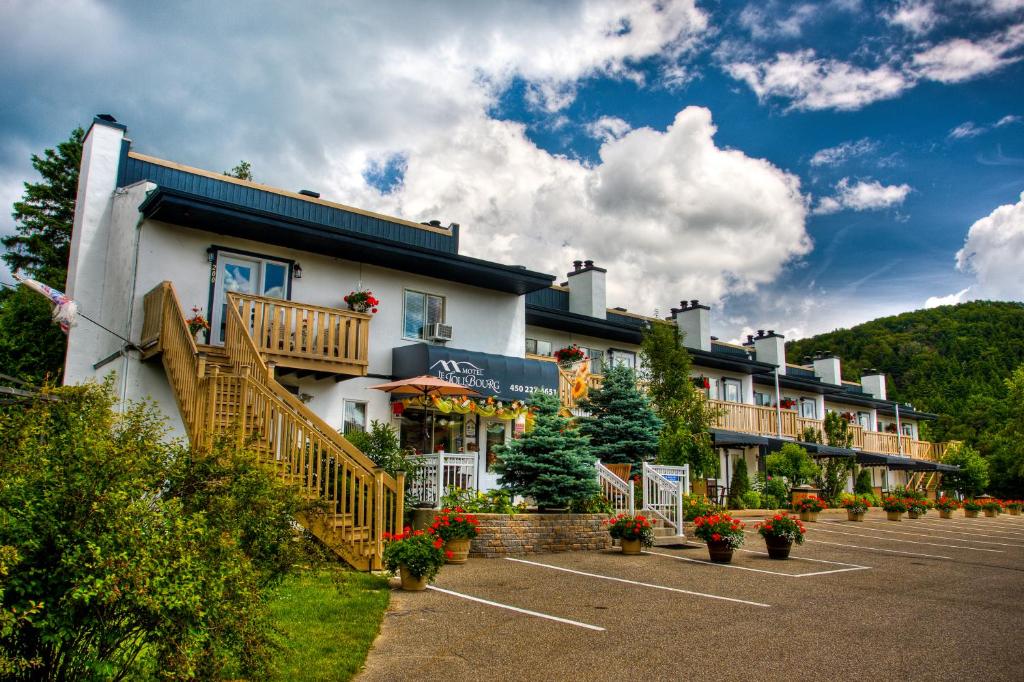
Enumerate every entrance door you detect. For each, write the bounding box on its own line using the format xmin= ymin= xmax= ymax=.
xmin=211 ymin=254 xmax=289 ymax=343
xmin=477 ymin=420 xmax=509 ymax=491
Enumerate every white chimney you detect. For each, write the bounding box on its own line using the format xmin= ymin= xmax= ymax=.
xmin=812 ymin=354 xmax=842 ymax=385
xmin=673 ymin=299 xmax=711 ymax=352
xmin=566 ymin=260 xmax=606 ymax=320
xmin=861 ymin=370 xmax=887 ymax=400
xmin=745 ymin=329 xmax=786 ymax=374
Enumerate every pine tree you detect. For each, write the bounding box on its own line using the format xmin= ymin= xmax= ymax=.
xmin=496 ymin=391 xmax=598 ymax=511
xmin=727 ymin=459 xmax=751 ymax=509
xmin=578 ymin=364 xmax=662 ymax=468
xmin=854 ymin=468 xmax=873 ymax=495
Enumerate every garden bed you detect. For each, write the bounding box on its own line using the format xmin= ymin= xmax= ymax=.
xmin=413 ymin=510 xmax=611 ymax=557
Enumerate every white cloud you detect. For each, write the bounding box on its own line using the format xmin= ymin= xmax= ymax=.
xmin=584 ymin=116 xmax=632 ymax=142
xmin=738 ymin=3 xmax=818 ymax=40
xmin=724 ymin=50 xmax=911 ymax=111
xmin=888 ymin=1 xmax=941 ymax=36
xmin=972 ymin=0 xmax=1024 ymax=16
xmin=925 ymin=288 xmax=970 ymax=308
xmin=996 ymin=114 xmax=1022 ymax=126
xmin=809 ymin=138 xmax=878 ymax=166
xmin=814 ymin=177 xmax=912 ymax=214
xmin=912 ymin=22 xmax=1024 ymax=83
xmin=954 ymin=191 xmax=1024 ymax=300
xmin=949 ymin=121 xmax=986 ymax=138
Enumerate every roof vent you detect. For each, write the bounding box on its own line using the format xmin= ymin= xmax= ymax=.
xmin=299 ymin=189 xmax=320 ymax=198
xmin=96 ymin=113 xmax=118 ymax=123
xmin=428 ymin=219 xmax=442 ymax=227
xmin=572 ymin=260 xmax=583 ymax=272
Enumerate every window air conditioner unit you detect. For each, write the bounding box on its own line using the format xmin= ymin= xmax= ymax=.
xmin=426 ymin=323 xmax=453 ymax=342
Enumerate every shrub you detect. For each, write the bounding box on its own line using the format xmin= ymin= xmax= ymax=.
xmin=605 ymin=514 xmax=656 ymax=547
xmin=682 ymin=493 xmax=719 ymax=520
xmin=854 ymin=468 xmax=874 ymax=495
xmin=762 ymin=494 xmax=783 ymax=510
xmin=439 ymin=487 xmax=525 ymax=514
xmin=381 ymin=529 xmax=447 ymax=581
xmin=882 ymin=496 xmax=908 ymax=513
xmin=764 ymin=476 xmax=789 ymax=504
xmin=796 ymin=496 xmax=827 ymax=513
xmin=692 ymin=513 xmax=745 ymax=549
xmin=741 ymin=490 xmax=762 ymax=510
xmin=756 ymin=513 xmax=806 ymax=545
xmin=727 ymin=459 xmax=751 ymax=509
xmin=766 ymin=443 xmax=820 ymax=489
xmin=428 ymin=508 xmax=480 ymax=541
xmin=570 ymin=494 xmax=615 ymax=514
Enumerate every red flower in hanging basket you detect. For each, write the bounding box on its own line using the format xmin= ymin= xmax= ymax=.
xmin=345 ymin=290 xmax=379 ymax=314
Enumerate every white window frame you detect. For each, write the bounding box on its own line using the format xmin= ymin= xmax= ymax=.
xmin=722 ymin=378 xmax=742 ymax=403
xmin=402 ymin=289 xmax=446 ymax=341
xmin=342 ymin=399 xmax=369 ymax=435
xmin=609 ymin=349 xmax=637 ymax=369
xmin=799 ymin=398 xmax=817 ymax=419
xmin=210 ymin=251 xmax=291 ymax=344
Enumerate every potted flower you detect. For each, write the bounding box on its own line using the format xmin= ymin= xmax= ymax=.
xmin=962 ymin=499 xmax=982 ymax=518
xmin=605 ymin=513 xmax=655 ymax=555
xmin=1006 ymin=500 xmax=1022 ymax=517
xmin=981 ymin=498 xmax=1003 ymax=517
xmin=882 ymin=496 xmax=907 ymax=521
xmin=692 ymin=513 xmax=745 ymax=563
xmin=756 ymin=513 xmax=806 ymax=560
xmin=780 ymin=398 xmax=797 ymax=410
xmin=429 ymin=507 xmax=479 ymax=564
xmin=840 ymin=496 xmax=869 ymax=522
xmin=553 ymin=344 xmax=585 ymax=368
xmin=343 ymin=289 xmax=379 ymax=314
xmin=381 ymin=528 xmax=447 ymax=591
xmin=692 ymin=376 xmax=711 ymax=390
xmin=186 ymin=306 xmax=210 ymax=343
xmin=906 ymin=498 xmax=932 ymax=519
xmin=796 ymin=495 xmax=827 ymax=522
xmin=934 ymin=495 xmax=960 ymax=519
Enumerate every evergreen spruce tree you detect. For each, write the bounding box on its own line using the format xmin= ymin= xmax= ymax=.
xmin=727 ymin=459 xmax=751 ymax=509
xmin=578 ymin=364 xmax=662 ymax=468
xmin=496 ymin=391 xmax=598 ymax=511
xmin=854 ymin=468 xmax=873 ymax=495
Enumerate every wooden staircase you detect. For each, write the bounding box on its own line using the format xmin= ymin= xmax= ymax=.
xmin=140 ymin=282 xmax=403 ymax=570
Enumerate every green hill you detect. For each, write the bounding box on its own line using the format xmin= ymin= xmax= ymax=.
xmin=786 ymin=301 xmax=1024 ymax=456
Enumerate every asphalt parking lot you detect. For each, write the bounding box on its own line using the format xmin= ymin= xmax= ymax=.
xmin=358 ymin=512 xmax=1024 ymax=681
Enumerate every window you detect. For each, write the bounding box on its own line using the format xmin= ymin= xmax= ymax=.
xmin=722 ymin=378 xmax=742 ymax=403
xmin=212 ymin=252 xmax=291 ymax=343
xmin=581 ymin=347 xmax=605 ymax=373
xmin=754 ymin=391 xmax=772 ymax=407
xmin=799 ymin=398 xmax=817 ymax=419
xmin=525 ymin=338 xmax=552 ymax=356
xmin=857 ymin=412 xmax=871 ymax=429
xmin=342 ymin=400 xmax=368 ymax=435
xmin=609 ymin=349 xmax=636 ymax=369
xmin=404 ymin=290 xmax=445 ymax=339
xmin=902 ymin=423 xmax=914 ymax=437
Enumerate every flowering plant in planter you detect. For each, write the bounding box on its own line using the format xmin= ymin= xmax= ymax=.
xmin=906 ymin=498 xmax=932 ymax=515
xmin=1006 ymin=500 xmax=1022 ymax=512
xmin=186 ymin=306 xmax=210 ymax=337
xmin=756 ymin=513 xmax=806 ymax=545
xmin=796 ymin=496 xmax=827 ymax=513
xmin=981 ymin=499 xmax=1004 ymax=512
xmin=882 ymin=496 xmax=908 ymax=513
xmin=605 ymin=513 xmax=655 ymax=547
xmin=381 ymin=528 xmax=448 ymax=582
xmin=429 ymin=507 xmax=479 ymax=541
xmin=553 ymin=344 xmax=585 ymax=365
xmin=934 ymin=496 xmax=961 ymax=512
xmin=692 ymin=376 xmax=711 ymax=390
xmin=692 ymin=513 xmax=745 ymax=549
xmin=779 ymin=398 xmax=797 ymax=409
xmin=343 ymin=289 xmax=379 ymax=314
xmin=962 ymin=499 xmax=983 ymax=512
xmin=840 ymin=496 xmax=870 ymax=514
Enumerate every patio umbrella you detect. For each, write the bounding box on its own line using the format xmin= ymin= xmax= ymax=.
xmin=368 ymin=375 xmax=480 ymax=453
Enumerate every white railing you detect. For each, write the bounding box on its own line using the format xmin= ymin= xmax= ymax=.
xmin=596 ymin=461 xmax=635 ymax=515
xmin=642 ymin=462 xmax=688 ymax=537
xmin=408 ymin=451 xmax=479 ymax=508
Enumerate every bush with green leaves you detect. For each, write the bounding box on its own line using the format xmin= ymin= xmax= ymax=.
xmin=741 ymin=490 xmax=762 ymax=510
xmin=765 ymin=443 xmax=820 ymax=491
xmin=727 ymin=459 xmax=751 ymax=509
xmin=940 ymin=442 xmax=990 ymax=497
xmin=681 ymin=493 xmax=719 ymax=520
xmin=570 ymin=493 xmax=615 ymax=514
xmin=495 ymin=392 xmax=598 ymax=510
xmin=0 ymin=380 xmax=309 ymax=679
xmin=439 ymin=487 xmax=525 ymax=514
xmin=854 ymin=468 xmax=874 ymax=495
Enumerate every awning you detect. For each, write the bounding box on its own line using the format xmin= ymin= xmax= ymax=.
xmin=811 ymin=444 xmax=857 ymax=459
xmin=886 ymin=456 xmax=932 ymax=471
xmin=711 ymin=429 xmax=770 ymax=448
xmin=391 ymin=343 xmax=559 ymax=402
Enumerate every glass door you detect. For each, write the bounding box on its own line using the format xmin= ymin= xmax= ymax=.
xmin=211 ymin=254 xmax=289 ymax=343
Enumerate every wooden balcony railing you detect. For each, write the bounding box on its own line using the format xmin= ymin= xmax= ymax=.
xmin=228 ymin=292 xmax=370 ymax=376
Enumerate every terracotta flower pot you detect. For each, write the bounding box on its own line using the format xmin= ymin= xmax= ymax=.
xmin=620 ymin=538 xmax=643 ymax=555
xmin=908 ymin=510 xmax=922 ymax=519
xmin=706 ymin=540 xmax=734 ymax=563
xmin=399 ymin=565 xmax=428 ymax=591
xmin=799 ymin=510 xmax=819 ymax=523
xmin=939 ymin=510 xmax=953 ymax=519
xmin=965 ymin=510 xmax=979 ymax=518
xmin=764 ymin=535 xmax=793 ymax=560
xmin=847 ymin=510 xmax=865 ymax=522
xmin=444 ymin=538 xmax=471 ymax=564
xmin=1009 ymin=508 xmax=1021 ymax=516
xmin=983 ymin=509 xmax=998 ymax=517
xmin=886 ymin=511 xmax=902 ymax=521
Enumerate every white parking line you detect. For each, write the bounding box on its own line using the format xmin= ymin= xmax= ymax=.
xmin=647 ymin=549 xmax=869 ymax=578
xmin=806 ymin=525 xmax=1004 ymax=552
xmin=426 ymin=585 xmax=606 ymax=631
xmin=504 ymin=557 xmax=771 ymax=608
xmin=802 ymin=538 xmax=954 ymax=560
xmin=821 ymin=520 xmax=1024 ymax=548
xmin=878 ymin=520 xmax=1024 ymax=541
xmin=919 ymin=519 xmax=1024 ymax=535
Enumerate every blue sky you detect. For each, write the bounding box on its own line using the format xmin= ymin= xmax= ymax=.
xmin=1 ymin=0 xmax=1022 ymax=340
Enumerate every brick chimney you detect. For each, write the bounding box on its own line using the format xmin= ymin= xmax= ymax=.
xmin=861 ymin=370 xmax=887 ymax=400
xmin=566 ymin=259 xmax=606 ymax=320
xmin=812 ymin=352 xmax=842 ymax=385
xmin=672 ymin=299 xmax=711 ymax=352
xmin=744 ymin=329 xmax=786 ymax=374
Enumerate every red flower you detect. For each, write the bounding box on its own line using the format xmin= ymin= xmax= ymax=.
xmin=371 ymin=308 xmax=378 ymax=313
xmin=711 ymin=533 xmax=721 ymax=542
xmin=433 ymin=538 xmax=444 ymax=549
xmin=445 ymin=550 xmax=453 ymax=559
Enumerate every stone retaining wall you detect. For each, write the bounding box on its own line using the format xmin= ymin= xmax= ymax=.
xmin=409 ymin=510 xmax=611 ymax=557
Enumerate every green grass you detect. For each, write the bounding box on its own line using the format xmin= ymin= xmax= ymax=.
xmin=269 ymin=565 xmax=391 ymax=681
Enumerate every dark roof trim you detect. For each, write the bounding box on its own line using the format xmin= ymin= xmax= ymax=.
xmin=689 ymin=348 xmax=778 ymax=375
xmin=754 ymin=373 xmax=843 ymax=395
xmin=138 ymin=187 xmax=555 ymax=295
xmin=525 ymin=305 xmax=645 ymax=344
xmin=711 ymin=429 xmax=770 ymax=447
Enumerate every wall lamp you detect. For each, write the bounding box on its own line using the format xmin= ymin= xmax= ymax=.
xmin=293 ymin=263 xmax=303 ymax=279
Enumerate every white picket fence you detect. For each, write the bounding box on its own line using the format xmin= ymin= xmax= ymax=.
xmin=408 ymin=452 xmax=479 ymax=507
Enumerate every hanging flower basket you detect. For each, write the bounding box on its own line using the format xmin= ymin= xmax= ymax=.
xmin=554 ymin=344 xmax=585 ymax=368
xmin=692 ymin=376 xmax=711 ymax=390
xmin=186 ymin=306 xmax=210 ymax=342
xmin=344 ymin=290 xmax=379 ymax=314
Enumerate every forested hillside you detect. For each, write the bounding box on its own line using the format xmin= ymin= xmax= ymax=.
xmin=786 ymin=301 xmax=1024 ymax=456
